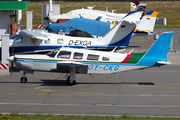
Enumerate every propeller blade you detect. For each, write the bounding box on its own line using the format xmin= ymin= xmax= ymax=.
xmin=11 ymin=61 xmax=13 ymax=75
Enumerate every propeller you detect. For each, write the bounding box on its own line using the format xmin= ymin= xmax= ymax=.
xmin=7 ymin=56 xmax=15 ymax=75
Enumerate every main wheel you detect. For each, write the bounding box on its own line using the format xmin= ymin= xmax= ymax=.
xmin=67 ymin=76 xmax=76 ymax=85
xmin=20 ymin=77 xmax=27 ymax=83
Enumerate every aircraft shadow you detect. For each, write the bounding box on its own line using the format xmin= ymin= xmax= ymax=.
xmin=0 ymin=79 xmax=155 ymax=86
xmin=40 ymin=80 xmax=71 ymax=86
xmin=39 ymin=79 xmax=155 ymax=86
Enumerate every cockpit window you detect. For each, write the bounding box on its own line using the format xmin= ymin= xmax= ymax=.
xmin=46 ymin=48 xmax=59 ymax=58
xmin=57 ymin=51 xmax=71 ymax=59
xmin=67 ymin=30 xmax=94 ymax=38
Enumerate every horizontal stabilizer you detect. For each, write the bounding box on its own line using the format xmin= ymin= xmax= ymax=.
xmin=156 ymin=61 xmax=172 ymax=65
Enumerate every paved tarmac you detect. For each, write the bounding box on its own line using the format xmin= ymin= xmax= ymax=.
xmin=0 ymin=65 xmax=180 ymax=117
xmin=0 ymin=28 xmax=180 ymax=117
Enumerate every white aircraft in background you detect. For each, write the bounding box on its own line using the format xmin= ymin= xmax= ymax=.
xmin=0 ymin=11 xmax=142 ymax=54
xmin=48 ymin=11 xmax=158 ymax=37
xmin=44 ymin=1 xmax=146 ymax=24
xmin=7 ymin=32 xmax=173 ymax=84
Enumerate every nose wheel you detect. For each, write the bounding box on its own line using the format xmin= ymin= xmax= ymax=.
xmin=20 ymin=72 xmax=27 ymax=83
xmin=20 ymin=77 xmax=27 ymax=83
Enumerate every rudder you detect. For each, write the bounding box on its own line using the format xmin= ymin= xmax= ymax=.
xmin=145 ymin=32 xmax=173 ymax=58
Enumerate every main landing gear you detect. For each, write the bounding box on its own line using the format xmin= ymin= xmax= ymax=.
xmin=67 ymin=66 xmax=76 ymax=85
xmin=20 ymin=72 xmax=27 ymax=83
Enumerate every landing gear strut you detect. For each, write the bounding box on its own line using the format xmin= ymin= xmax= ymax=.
xmin=67 ymin=75 xmax=76 ymax=85
xmin=67 ymin=66 xmax=76 ymax=85
xmin=20 ymin=72 xmax=27 ymax=83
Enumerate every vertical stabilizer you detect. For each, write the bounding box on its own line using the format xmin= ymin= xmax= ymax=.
xmin=131 ymin=1 xmax=140 ymax=11
xmin=138 ymin=32 xmax=173 ymax=65
xmin=136 ymin=11 xmax=158 ymax=32
xmin=99 ymin=11 xmax=143 ymax=47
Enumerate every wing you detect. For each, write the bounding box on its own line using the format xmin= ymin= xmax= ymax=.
xmin=18 ymin=30 xmax=48 ymax=40
xmin=56 ymin=61 xmax=88 ymax=74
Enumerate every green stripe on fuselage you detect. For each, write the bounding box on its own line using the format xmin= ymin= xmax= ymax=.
xmin=126 ymin=52 xmax=146 ymax=64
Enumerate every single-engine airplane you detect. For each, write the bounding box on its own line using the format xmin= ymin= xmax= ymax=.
xmin=45 ymin=1 xmax=146 ymax=24
xmin=7 ymin=32 xmax=173 ymax=85
xmin=0 ymin=11 xmax=142 ymax=54
xmin=48 ymin=11 xmax=158 ymax=37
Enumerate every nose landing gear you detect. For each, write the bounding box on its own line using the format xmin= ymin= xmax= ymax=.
xmin=20 ymin=72 xmax=27 ymax=83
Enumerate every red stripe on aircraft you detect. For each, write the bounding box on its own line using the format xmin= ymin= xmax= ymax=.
xmin=121 ymin=53 xmax=132 ymax=63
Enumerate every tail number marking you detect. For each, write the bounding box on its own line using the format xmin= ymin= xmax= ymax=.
xmin=88 ymin=64 xmax=119 ymax=71
xmin=68 ymin=40 xmax=92 ymax=47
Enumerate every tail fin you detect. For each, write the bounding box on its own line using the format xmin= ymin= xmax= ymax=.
xmin=136 ymin=11 xmax=158 ymax=33
xmin=99 ymin=11 xmax=143 ymax=47
xmin=131 ymin=1 xmax=146 ymax=17
xmin=138 ymin=32 xmax=173 ymax=65
xmin=134 ymin=4 xmax=146 ymax=13
xmin=131 ymin=1 xmax=140 ymax=11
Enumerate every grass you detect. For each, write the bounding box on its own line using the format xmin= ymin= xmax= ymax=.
xmin=20 ymin=1 xmax=180 ymax=28
xmin=1 ymin=113 xmax=180 ymax=120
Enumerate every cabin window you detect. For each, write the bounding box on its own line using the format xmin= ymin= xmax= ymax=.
xmin=45 ymin=39 xmax=51 ymax=44
xmin=87 ymin=54 xmax=99 ymax=61
xmin=73 ymin=52 xmax=83 ymax=59
xmin=57 ymin=51 xmax=71 ymax=59
xmin=46 ymin=48 xmax=59 ymax=58
xmin=102 ymin=57 xmax=109 ymax=61
xmin=57 ymin=39 xmax=64 ymax=44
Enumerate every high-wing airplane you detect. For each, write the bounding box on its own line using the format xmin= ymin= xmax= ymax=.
xmin=0 ymin=11 xmax=142 ymax=54
xmin=7 ymin=32 xmax=173 ymax=85
xmin=44 ymin=1 xmax=146 ymax=24
xmin=48 ymin=11 xmax=158 ymax=37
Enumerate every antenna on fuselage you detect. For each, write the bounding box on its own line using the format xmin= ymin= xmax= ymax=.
xmin=128 ymin=48 xmax=134 ymax=54
xmin=111 ymin=46 xmax=118 ymax=53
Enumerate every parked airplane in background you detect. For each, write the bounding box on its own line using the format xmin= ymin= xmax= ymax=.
xmin=44 ymin=1 xmax=146 ymax=24
xmin=48 ymin=11 xmax=158 ymax=37
xmin=7 ymin=32 xmax=173 ymax=84
xmin=0 ymin=11 xmax=142 ymax=54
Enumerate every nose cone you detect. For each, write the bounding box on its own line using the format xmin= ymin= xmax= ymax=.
xmin=7 ymin=56 xmax=15 ymax=62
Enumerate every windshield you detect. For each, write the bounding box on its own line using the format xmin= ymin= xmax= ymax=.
xmin=46 ymin=48 xmax=60 ymax=58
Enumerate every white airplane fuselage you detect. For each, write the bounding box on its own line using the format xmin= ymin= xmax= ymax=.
xmin=49 ymin=9 xmax=127 ymax=23
xmin=13 ymin=47 xmax=147 ymax=74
